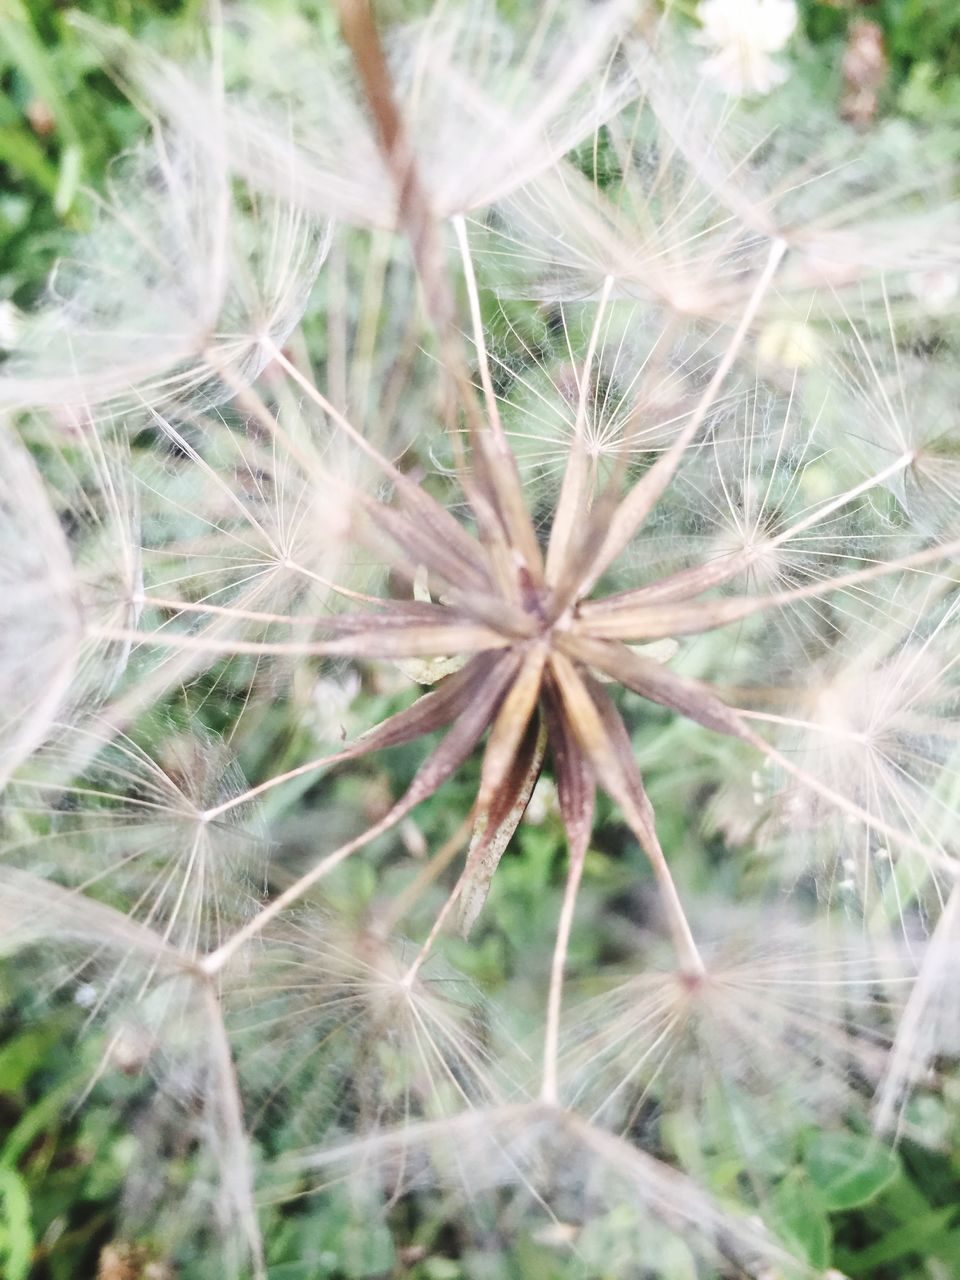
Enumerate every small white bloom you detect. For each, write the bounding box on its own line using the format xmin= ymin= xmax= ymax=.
xmin=694 ymin=0 xmax=798 ymax=96
xmin=908 ymin=268 xmax=960 ymax=312
xmin=310 ymin=670 xmax=362 ymax=741
xmin=523 ymin=776 xmax=557 ymax=826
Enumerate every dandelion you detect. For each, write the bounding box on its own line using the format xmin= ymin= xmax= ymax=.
xmin=749 ymin=582 xmax=960 ymax=917
xmin=1 ymin=722 xmax=266 ymax=958
xmin=493 ymin=41 xmax=960 ymax=331
xmin=229 ymin=916 xmax=511 ymax=1147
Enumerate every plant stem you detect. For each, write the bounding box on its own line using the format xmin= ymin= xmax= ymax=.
xmin=540 ymin=843 xmax=587 ymax=1104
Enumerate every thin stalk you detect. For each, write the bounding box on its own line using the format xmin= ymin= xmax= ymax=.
xmin=541 ymin=844 xmax=587 ymax=1104
xmin=379 ymin=816 xmax=472 ymax=934
xmin=203 ymin=983 xmax=265 ymax=1279
xmin=201 ymin=745 xmax=357 ymax=822
xmin=402 ymin=873 xmax=467 ymax=985
xmin=633 ymin=818 xmax=705 ymax=975
xmin=453 ymin=214 xmax=509 ymax=462
xmin=545 ymin=273 xmax=615 ymax=587
xmin=450 ymin=213 xmax=544 ymax=577
xmin=579 ymin=532 xmax=960 ymax=640
xmin=875 ymin=884 xmax=960 ymax=1135
xmin=579 ymin=236 xmax=788 ymax=596
xmin=94 ymin=621 xmax=508 ymax=659
xmin=200 ymin=804 xmax=407 ymax=975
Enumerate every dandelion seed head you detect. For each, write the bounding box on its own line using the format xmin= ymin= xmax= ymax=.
xmin=2 ymin=722 xmax=266 ymax=959
xmin=5 ymin=3 xmax=960 ymax=1271
xmin=229 ymin=917 xmax=510 ymax=1147
xmin=830 ymin=329 xmax=960 ymax=538
xmin=1 ymin=129 xmax=329 ymax=416
xmin=204 ymin=1 xmax=635 ymax=227
xmin=502 ymin=36 xmax=960 ymax=333
xmin=499 ymin=304 xmax=697 ymax=492
xmin=561 ymin=912 xmax=907 ymax=1162
xmin=758 ymin=585 xmax=960 ymax=906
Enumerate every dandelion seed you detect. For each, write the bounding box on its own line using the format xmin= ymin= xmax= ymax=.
xmin=746 ymin=582 xmax=960 ymax=910
xmin=0 ymin=129 xmax=329 ymax=416
xmin=2 ymin=723 xmax=266 ymax=959
xmin=497 ymin=36 xmax=960 ymax=329
xmin=229 ymin=916 xmax=511 ymax=1148
xmin=561 ymin=912 xmax=908 ymax=1168
xmin=908 ymin=269 xmax=960 ymax=313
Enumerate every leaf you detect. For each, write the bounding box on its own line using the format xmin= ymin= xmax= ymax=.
xmin=804 ymin=1131 xmax=899 ymax=1211
xmin=0 ymin=125 xmax=58 ymax=195
xmin=767 ymin=1170 xmax=832 ymax=1270
xmin=0 ymin=1168 xmax=33 ymax=1280
xmin=0 ymin=1026 xmax=63 ymax=1094
xmin=343 ymin=1220 xmax=395 ymax=1276
xmin=1 ymin=1077 xmax=84 ymax=1172
xmin=0 ymin=1 xmax=82 ymax=150
xmin=54 ymin=142 xmax=82 ymax=217
xmin=834 ymin=1203 xmax=957 ymax=1271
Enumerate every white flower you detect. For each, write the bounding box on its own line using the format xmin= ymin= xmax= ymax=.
xmin=693 ymin=0 xmax=798 ymax=96
xmin=908 ymin=268 xmax=960 ymax=312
